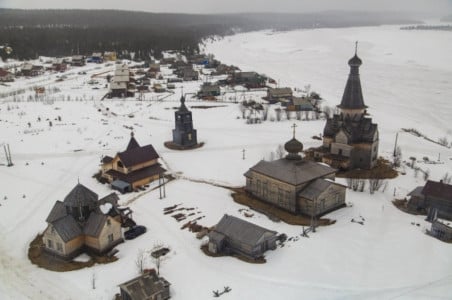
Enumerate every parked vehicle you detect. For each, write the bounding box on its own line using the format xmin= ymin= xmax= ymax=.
xmin=124 ymin=225 xmax=147 ymax=240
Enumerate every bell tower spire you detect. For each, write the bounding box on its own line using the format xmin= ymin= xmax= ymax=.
xmin=338 ymin=42 xmax=367 ymax=118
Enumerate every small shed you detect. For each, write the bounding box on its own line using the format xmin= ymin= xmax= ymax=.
xmin=208 ymin=214 xmax=277 ymax=259
xmin=111 ymin=180 xmax=132 ymax=193
xmin=267 ymin=87 xmax=293 ymax=103
xmin=429 ymin=218 xmax=452 ymax=242
xmin=118 ymin=269 xmax=171 ymax=300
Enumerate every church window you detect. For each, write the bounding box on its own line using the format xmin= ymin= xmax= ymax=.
xmin=338 ymin=149 xmax=343 ymax=156
xmin=188 ymin=133 xmax=192 ymax=141
xmin=56 ymin=242 xmax=63 ymax=252
xmin=117 ymin=161 xmax=124 ymax=168
xmin=47 ymin=239 xmax=53 ymax=249
xmin=108 ymin=234 xmax=114 ymax=243
xmin=263 ymin=182 xmax=268 ymax=197
xmin=107 ymin=219 xmax=111 ymax=226
xmin=256 ymin=180 xmax=261 ymax=194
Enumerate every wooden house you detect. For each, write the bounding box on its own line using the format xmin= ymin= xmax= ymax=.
xmin=52 ymin=62 xmax=67 ymax=73
xmin=229 ymin=71 xmax=266 ymax=89
xmin=429 ymin=219 xmax=452 ymax=242
xmin=148 ymin=63 xmax=160 ymax=73
xmin=104 ymin=51 xmax=117 ymax=61
xmin=71 ymin=55 xmax=86 ymax=66
xmin=0 ymin=68 xmax=14 ymax=82
xmin=109 ymin=65 xmax=135 ymax=98
xmin=267 ymin=87 xmax=293 ymax=104
xmin=207 ymin=214 xmax=278 ymax=260
xmin=407 ymin=180 xmax=452 ymax=221
xmin=21 ymin=63 xmax=43 ymax=77
xmin=245 ymin=132 xmax=346 ymax=217
xmin=317 ymin=50 xmax=379 ymax=170
xmin=198 ymin=82 xmax=220 ymax=98
xmin=118 ymin=269 xmax=171 ymax=300
xmin=42 ymin=184 xmax=123 ymax=259
xmin=101 ymin=133 xmax=166 ymax=193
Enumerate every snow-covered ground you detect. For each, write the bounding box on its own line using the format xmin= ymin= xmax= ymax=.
xmin=1 ymin=24 xmax=452 ymax=300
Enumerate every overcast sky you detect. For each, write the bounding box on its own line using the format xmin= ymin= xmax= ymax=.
xmin=0 ymin=0 xmax=451 ymax=15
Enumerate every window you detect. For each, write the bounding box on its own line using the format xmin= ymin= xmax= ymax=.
xmin=263 ymin=182 xmax=268 ymax=198
xmin=50 ymin=226 xmax=55 ymax=234
xmin=257 ymin=180 xmax=261 ymax=194
xmin=108 ymin=234 xmax=114 ymax=243
xmin=338 ymin=149 xmax=343 ymax=156
xmin=188 ymin=133 xmax=192 ymax=141
xmin=107 ymin=219 xmax=111 ymax=226
xmin=47 ymin=239 xmax=53 ymax=249
xmin=117 ymin=161 xmax=124 ymax=168
xmin=56 ymin=242 xmax=63 ymax=252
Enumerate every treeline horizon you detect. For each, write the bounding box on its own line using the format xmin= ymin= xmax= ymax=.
xmin=0 ymin=9 xmax=420 ymax=60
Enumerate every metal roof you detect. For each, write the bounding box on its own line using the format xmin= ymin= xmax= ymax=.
xmin=246 ymin=159 xmax=336 ymax=186
xmin=338 ymin=53 xmax=367 ymax=110
xmin=84 ymin=213 xmax=108 ymax=237
xmin=119 ymin=271 xmax=170 ymax=300
xmin=422 ymin=180 xmax=452 ymax=200
xmin=210 ymin=214 xmax=276 ymax=247
xmin=63 ymin=184 xmax=98 ymax=208
xmin=117 ymin=144 xmax=160 ymax=168
xmin=298 ymin=178 xmax=335 ymax=200
xmin=46 ymin=201 xmax=67 ymax=223
xmin=52 ymin=215 xmax=82 ymax=242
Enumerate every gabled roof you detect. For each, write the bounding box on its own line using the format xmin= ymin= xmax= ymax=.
xmin=298 ymin=178 xmax=339 ymax=200
xmin=84 ymin=213 xmax=108 ymax=237
xmin=245 ymin=159 xmax=336 ymax=186
xmin=99 ymin=192 xmax=120 ymax=206
xmin=323 ymin=114 xmax=378 ymax=143
xmin=63 ymin=184 xmax=98 ymax=208
xmin=52 ymin=215 xmax=82 ymax=242
xmin=102 ymin=156 xmax=114 ymax=164
xmin=268 ymin=87 xmax=292 ymax=97
xmin=118 ymin=144 xmax=160 ymax=168
xmin=408 ymin=186 xmax=424 ymax=198
xmin=422 ymin=180 xmax=452 ymax=200
xmin=46 ymin=201 xmax=67 ymax=223
xmin=106 ymin=164 xmax=166 ymax=184
xmin=211 ymin=214 xmax=276 ymax=247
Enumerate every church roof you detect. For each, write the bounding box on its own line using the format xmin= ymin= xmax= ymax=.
xmin=245 ymin=159 xmax=336 ymax=186
xmin=63 ymin=184 xmax=98 ymax=208
xmin=323 ymin=114 xmax=378 ymax=143
xmin=298 ymin=178 xmax=338 ymax=200
xmin=118 ymin=144 xmax=160 ymax=168
xmin=210 ymin=214 xmax=277 ymax=247
xmin=106 ymin=163 xmax=165 ymax=184
xmin=338 ymin=53 xmax=367 ymax=110
xmin=178 ymin=95 xmax=189 ymax=112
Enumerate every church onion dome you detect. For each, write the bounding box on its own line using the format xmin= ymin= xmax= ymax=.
xmin=179 ymin=95 xmax=188 ymax=112
xmin=348 ymin=54 xmax=362 ymax=67
xmin=284 ymin=138 xmax=303 ymax=160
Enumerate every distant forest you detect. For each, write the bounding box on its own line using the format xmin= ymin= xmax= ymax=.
xmin=441 ymin=14 xmax=452 ymax=22
xmin=0 ymin=9 xmax=419 ymax=60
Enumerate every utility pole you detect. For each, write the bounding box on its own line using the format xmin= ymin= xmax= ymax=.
xmin=4 ymin=144 xmax=13 ymax=167
xmin=242 ymin=149 xmax=246 ymax=160
xmin=393 ymin=132 xmax=399 ymax=157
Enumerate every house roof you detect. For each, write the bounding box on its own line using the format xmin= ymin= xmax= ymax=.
xmin=298 ymin=178 xmax=337 ymax=200
xmin=408 ymin=186 xmax=424 ymax=198
xmin=99 ymin=192 xmax=120 ymax=206
xmin=118 ymin=144 xmax=160 ymax=168
xmin=119 ymin=271 xmax=170 ymax=300
xmin=52 ymin=215 xmax=83 ymax=242
xmin=0 ymin=68 xmax=11 ymax=77
xmin=46 ymin=201 xmax=67 ymax=223
xmin=268 ymin=87 xmax=292 ymax=97
xmin=422 ymin=180 xmax=452 ymax=200
xmin=102 ymin=156 xmax=114 ymax=164
xmin=210 ymin=215 xmax=276 ymax=247
xmin=84 ymin=213 xmax=108 ymax=237
xmin=63 ymin=184 xmax=98 ymax=208
xmin=106 ymin=164 xmax=166 ymax=184
xmin=245 ymin=159 xmax=336 ymax=186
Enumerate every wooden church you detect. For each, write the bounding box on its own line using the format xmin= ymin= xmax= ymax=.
xmin=316 ymin=45 xmax=379 ymax=170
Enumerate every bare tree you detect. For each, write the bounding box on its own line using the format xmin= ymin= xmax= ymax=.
xmin=424 ymin=169 xmax=430 ymax=181
xmin=135 ymin=249 xmax=147 ymax=274
xmin=275 ymin=144 xmax=285 ymax=159
xmin=295 ymin=111 xmax=302 ymax=121
xmin=393 ymin=146 xmax=402 ymax=168
xmin=368 ymin=179 xmax=385 ymax=194
xmin=285 ymin=109 xmax=291 ymax=120
xmin=438 ymin=136 xmax=449 ymax=147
